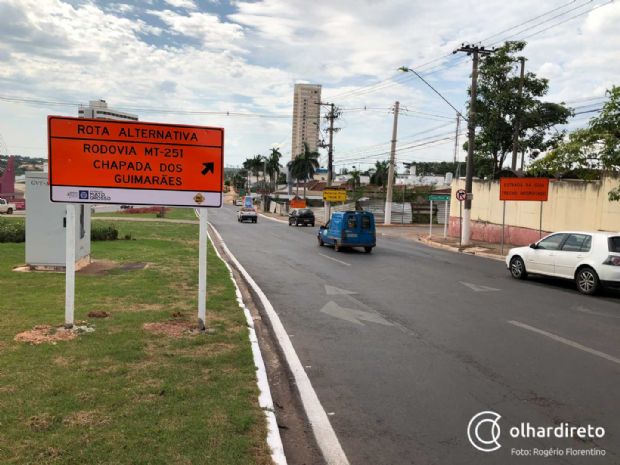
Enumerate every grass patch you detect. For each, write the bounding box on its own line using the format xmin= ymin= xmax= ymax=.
xmin=0 ymin=220 xmax=271 ymax=465
xmin=94 ymin=208 xmax=198 ymax=221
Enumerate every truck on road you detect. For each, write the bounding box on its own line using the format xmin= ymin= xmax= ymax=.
xmin=0 ymin=198 xmax=16 ymax=214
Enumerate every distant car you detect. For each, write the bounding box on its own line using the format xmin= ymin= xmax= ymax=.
xmin=235 ymin=199 xmax=243 ymax=206
xmin=0 ymin=198 xmax=16 ymax=214
xmin=289 ymin=208 xmax=315 ymax=227
xmin=318 ymin=211 xmax=376 ymax=253
xmin=506 ymin=231 xmax=620 ymax=295
xmin=238 ymin=207 xmax=257 ymax=223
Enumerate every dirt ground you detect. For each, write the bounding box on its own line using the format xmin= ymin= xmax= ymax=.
xmin=142 ymin=320 xmax=197 ymax=337
xmin=14 ymin=325 xmax=77 ymax=345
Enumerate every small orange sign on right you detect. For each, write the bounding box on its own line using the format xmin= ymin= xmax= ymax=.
xmin=500 ymin=177 xmax=549 ymax=201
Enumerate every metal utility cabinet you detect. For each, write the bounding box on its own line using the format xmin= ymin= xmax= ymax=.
xmin=25 ymin=171 xmax=91 ymax=269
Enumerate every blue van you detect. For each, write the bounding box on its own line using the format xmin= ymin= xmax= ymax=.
xmin=317 ymin=211 xmax=376 ymax=253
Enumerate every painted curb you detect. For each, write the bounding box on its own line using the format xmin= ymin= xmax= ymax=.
xmin=209 ymin=224 xmax=350 ymax=465
xmin=207 ymin=227 xmax=287 ymax=465
xmin=418 ymin=237 xmax=506 ymax=262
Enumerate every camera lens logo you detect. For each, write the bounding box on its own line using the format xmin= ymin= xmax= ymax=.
xmin=467 ymin=411 xmax=502 ymax=452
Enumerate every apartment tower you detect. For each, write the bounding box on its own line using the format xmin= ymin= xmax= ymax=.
xmin=291 ymin=84 xmax=321 ymax=159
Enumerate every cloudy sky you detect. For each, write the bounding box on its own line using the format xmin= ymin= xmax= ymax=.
xmin=0 ymin=0 xmax=618 ymax=172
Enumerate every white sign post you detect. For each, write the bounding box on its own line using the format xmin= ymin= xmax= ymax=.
xmin=198 ymin=209 xmax=208 ymax=330
xmin=64 ymin=204 xmax=77 ymax=328
xmin=443 ymin=200 xmax=448 ymax=238
xmin=429 ymin=200 xmax=433 ymax=238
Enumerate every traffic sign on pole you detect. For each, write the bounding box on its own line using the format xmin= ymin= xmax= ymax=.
xmin=456 ymin=189 xmax=467 ymax=201
xmin=48 ymin=116 xmax=224 ymax=207
xmin=428 ymin=194 xmax=450 ymax=202
xmin=323 ymin=189 xmax=347 ymax=202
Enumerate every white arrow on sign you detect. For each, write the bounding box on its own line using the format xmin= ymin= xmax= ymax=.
xmin=320 ymin=301 xmax=393 ymax=327
xmin=459 ymin=281 xmax=501 ymax=292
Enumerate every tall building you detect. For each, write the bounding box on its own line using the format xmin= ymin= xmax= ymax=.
xmin=291 ymin=84 xmax=321 ymax=159
xmin=78 ymin=99 xmax=138 ymax=121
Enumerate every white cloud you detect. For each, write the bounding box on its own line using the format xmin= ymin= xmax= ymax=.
xmin=163 ymin=0 xmax=197 ymax=10
xmin=0 ymin=0 xmax=618 ymax=167
xmin=147 ymin=9 xmax=245 ymax=51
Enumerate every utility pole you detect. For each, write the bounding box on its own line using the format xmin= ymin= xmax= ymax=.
xmin=384 ymin=101 xmax=399 ymax=225
xmin=318 ymin=102 xmax=339 ymax=222
xmin=327 ymin=103 xmax=335 ymax=187
xmin=454 ymin=44 xmax=494 ymax=246
xmin=453 ymin=113 xmax=461 ymax=178
xmin=511 ymin=57 xmax=526 ymax=171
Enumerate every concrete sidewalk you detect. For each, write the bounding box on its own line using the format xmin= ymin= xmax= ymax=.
xmin=376 ymin=224 xmax=509 ymax=262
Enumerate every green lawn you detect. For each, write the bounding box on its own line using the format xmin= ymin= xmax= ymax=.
xmin=0 ymin=220 xmax=271 ymax=465
xmin=93 ymin=208 xmax=199 ymax=221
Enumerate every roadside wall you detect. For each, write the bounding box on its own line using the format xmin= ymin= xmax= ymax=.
xmin=448 ymin=177 xmax=620 ymax=245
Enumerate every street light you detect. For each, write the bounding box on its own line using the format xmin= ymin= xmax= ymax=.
xmin=398 ymin=67 xmax=467 ymax=121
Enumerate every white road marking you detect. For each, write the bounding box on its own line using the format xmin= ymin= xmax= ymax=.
xmin=259 ymin=213 xmax=289 ymax=224
xmin=206 ymin=227 xmax=286 ymax=465
xmin=210 ymin=223 xmax=350 ymax=465
xmin=325 ymin=285 xmax=357 ymax=295
xmin=320 ymin=301 xmax=393 ymax=327
xmin=459 ymin=281 xmax=501 ymax=292
xmin=508 ymin=320 xmax=620 ymax=365
xmin=572 ymin=305 xmax=620 ymax=319
xmin=319 ymin=253 xmax=351 ymax=267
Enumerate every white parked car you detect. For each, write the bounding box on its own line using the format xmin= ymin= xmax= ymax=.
xmin=506 ymin=231 xmax=620 ymax=295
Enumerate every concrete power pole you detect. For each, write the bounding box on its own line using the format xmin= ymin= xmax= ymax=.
xmin=453 ymin=114 xmax=461 ymax=178
xmin=511 ymin=57 xmax=526 ymax=171
xmin=384 ymin=101 xmax=399 ymax=225
xmin=454 ymin=44 xmax=494 ymax=246
xmin=322 ymin=103 xmax=336 ymax=222
xmin=327 ymin=103 xmax=335 ymax=187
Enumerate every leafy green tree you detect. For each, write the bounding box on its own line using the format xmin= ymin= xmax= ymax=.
xmin=288 ymin=142 xmax=320 ymax=198
xmin=529 ymin=86 xmax=620 ymax=199
xmin=413 ymin=162 xmax=458 ymax=176
xmin=470 ymin=41 xmax=572 ymax=178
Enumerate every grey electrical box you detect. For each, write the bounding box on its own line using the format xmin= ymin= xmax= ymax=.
xmin=25 ymin=172 xmax=91 ymax=269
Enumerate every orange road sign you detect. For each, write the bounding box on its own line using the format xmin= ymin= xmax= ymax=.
xmin=500 ymin=177 xmax=549 ymax=201
xmin=48 ymin=116 xmax=224 ymax=207
xmin=290 ymin=198 xmax=307 ymax=209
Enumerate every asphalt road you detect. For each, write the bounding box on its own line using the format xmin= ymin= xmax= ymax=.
xmin=210 ymin=205 xmax=620 ymax=465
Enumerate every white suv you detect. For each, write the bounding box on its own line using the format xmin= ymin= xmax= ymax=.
xmin=237 ymin=207 xmax=257 ymax=223
xmin=506 ymin=231 xmax=620 ymax=295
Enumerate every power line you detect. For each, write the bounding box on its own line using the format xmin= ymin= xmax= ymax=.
xmin=324 ymin=0 xmax=600 ymax=102
xmin=0 ymin=94 xmax=295 ymax=119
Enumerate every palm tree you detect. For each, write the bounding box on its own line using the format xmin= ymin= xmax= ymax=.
xmin=370 ymin=160 xmax=390 ymax=187
xmin=243 ymin=155 xmax=263 ymax=187
xmin=350 ymin=166 xmax=361 ymax=190
xmin=289 ymin=142 xmax=320 ymax=198
xmin=266 ymin=147 xmax=282 ymax=191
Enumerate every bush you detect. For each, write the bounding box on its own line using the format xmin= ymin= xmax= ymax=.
xmin=0 ymin=219 xmax=25 ymax=243
xmin=91 ymin=225 xmax=118 ymax=241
